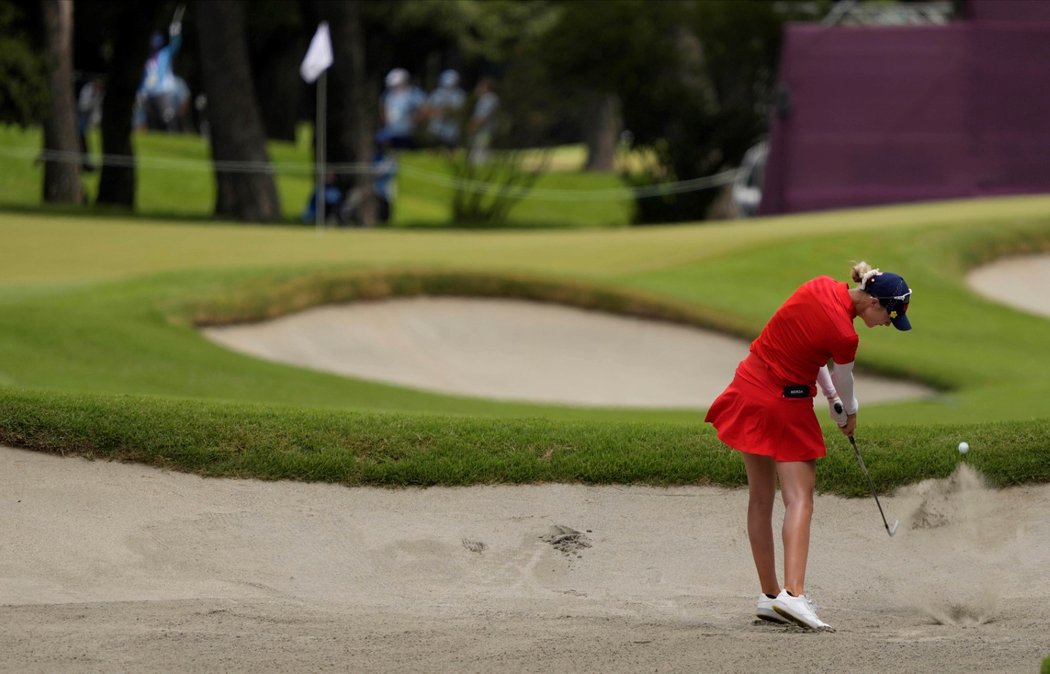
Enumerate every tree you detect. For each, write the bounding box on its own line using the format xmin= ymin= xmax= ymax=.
xmin=626 ymin=1 xmax=802 ymax=224
xmin=532 ymin=0 xmax=683 ymax=172
xmin=195 ymin=0 xmax=280 ymax=222
xmin=0 ymin=0 xmax=49 ymax=127
xmin=582 ymin=92 xmax=621 ymax=171
xmin=94 ymin=3 xmax=156 ymax=209
xmin=245 ymin=0 xmax=306 ymax=142
xmin=40 ymin=0 xmax=81 ymax=204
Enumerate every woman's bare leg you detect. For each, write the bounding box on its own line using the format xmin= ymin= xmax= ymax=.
xmin=742 ymin=452 xmax=780 ymax=596
xmin=776 ymin=460 xmax=816 ymax=595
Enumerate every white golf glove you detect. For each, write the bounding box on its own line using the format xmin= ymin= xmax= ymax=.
xmin=827 ymin=396 xmax=849 ymax=427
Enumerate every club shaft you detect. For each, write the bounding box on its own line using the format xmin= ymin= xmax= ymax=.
xmin=849 ymin=436 xmax=893 ymax=534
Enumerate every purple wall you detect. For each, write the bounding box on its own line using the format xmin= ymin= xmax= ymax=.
xmin=964 ymin=0 xmax=1050 ymax=23
xmin=759 ymin=19 xmax=1050 ymax=215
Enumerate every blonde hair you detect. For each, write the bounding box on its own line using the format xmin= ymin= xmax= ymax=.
xmin=850 ymin=261 xmax=882 ymax=290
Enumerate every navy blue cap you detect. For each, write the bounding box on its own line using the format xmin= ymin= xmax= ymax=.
xmin=864 ymin=272 xmax=911 ymax=331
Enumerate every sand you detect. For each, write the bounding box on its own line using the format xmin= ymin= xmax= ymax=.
xmin=4 ymin=258 xmax=1048 ymax=672
xmin=967 ymin=253 xmax=1050 ymax=320
xmin=3 ymin=446 xmax=1049 ymax=672
xmin=202 ymin=297 xmax=933 ymax=408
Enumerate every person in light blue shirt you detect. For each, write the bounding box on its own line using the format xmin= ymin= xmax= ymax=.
xmin=468 ymin=77 xmax=499 ymax=165
xmin=135 ymin=17 xmax=189 ymax=131
xmin=425 ymin=69 xmax=466 ymax=150
xmin=379 ymin=68 xmax=426 ymax=149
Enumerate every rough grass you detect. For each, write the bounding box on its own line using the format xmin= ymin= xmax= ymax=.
xmin=2 ymin=387 xmax=1047 ymax=494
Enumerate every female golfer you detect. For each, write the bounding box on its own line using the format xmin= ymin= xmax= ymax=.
xmin=705 ymin=261 xmax=911 ymax=631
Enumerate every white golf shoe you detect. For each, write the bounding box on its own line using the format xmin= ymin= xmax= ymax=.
xmin=756 ymin=594 xmax=789 ymax=624
xmin=772 ymin=590 xmax=834 ymax=631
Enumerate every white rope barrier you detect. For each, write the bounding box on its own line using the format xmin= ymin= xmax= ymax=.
xmin=0 ymin=145 xmax=742 ymax=202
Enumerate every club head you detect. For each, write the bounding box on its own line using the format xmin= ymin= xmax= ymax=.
xmin=887 ymin=520 xmax=900 ymax=537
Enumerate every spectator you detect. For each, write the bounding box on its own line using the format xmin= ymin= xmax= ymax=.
xmin=371 ymin=130 xmax=399 ymax=224
xmin=135 ymin=17 xmax=191 ymax=132
xmin=77 ymin=77 xmax=104 ymax=171
xmin=338 ymin=131 xmax=399 ymax=226
xmin=424 ymin=69 xmax=466 ymax=150
xmin=379 ymin=68 xmax=426 ymax=149
xmin=301 ymin=173 xmax=344 ymax=226
xmin=468 ymin=77 xmax=499 ymax=165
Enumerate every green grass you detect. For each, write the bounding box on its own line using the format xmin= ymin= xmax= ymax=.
xmin=0 ymin=124 xmax=630 ymax=228
xmin=3 ymin=387 xmax=1047 ymax=493
xmin=3 ymin=125 xmax=1050 ymax=490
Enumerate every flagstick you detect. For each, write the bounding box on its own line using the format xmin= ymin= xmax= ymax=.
xmin=315 ymin=70 xmax=327 ymax=231
xmin=301 ymin=20 xmax=332 ymax=230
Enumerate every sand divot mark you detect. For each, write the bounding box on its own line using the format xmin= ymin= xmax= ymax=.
xmin=541 ymin=525 xmax=592 ymax=558
xmin=461 ymin=538 xmax=487 ymax=554
xmin=751 ymin=619 xmax=812 ymax=633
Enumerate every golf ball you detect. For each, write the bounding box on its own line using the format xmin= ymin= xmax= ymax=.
xmin=958 ymin=441 xmax=969 ymax=454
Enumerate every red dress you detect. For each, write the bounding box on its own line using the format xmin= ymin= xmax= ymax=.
xmin=705 ymin=277 xmax=858 ymax=461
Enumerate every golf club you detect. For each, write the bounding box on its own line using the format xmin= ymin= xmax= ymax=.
xmin=835 ymin=403 xmax=899 ymax=536
xmin=848 ymin=435 xmax=899 ymax=536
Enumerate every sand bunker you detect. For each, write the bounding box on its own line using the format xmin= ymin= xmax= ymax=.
xmin=967 ymin=253 xmax=1050 ymax=319
xmin=202 ymin=297 xmax=932 ymax=408
xmin=3 ymin=445 xmax=1048 ymax=672
xmin=8 ymin=258 xmax=1048 ymax=670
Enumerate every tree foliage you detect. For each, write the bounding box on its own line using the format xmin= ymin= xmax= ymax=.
xmin=535 ymin=0 xmax=682 ymax=96
xmin=522 ymin=0 xmax=821 ymax=224
xmin=622 ymin=1 xmax=810 ymax=223
xmin=530 ymin=0 xmax=683 ymax=171
xmin=0 ymin=0 xmax=48 ymax=126
xmin=7 ymin=0 xmax=827 ymax=225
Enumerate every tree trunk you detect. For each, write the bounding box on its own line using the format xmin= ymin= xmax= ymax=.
xmin=196 ymin=0 xmax=281 ymax=222
xmin=248 ymin=0 xmax=304 ymax=142
xmin=41 ymin=0 xmax=82 ymax=204
xmin=582 ymin=91 xmax=621 ymax=172
xmin=253 ymin=47 xmax=302 ymax=142
xmin=96 ymin=4 xmax=154 ymax=209
xmin=325 ymin=1 xmax=368 ymax=183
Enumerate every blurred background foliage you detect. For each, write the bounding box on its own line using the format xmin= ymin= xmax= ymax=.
xmin=2 ymin=0 xmax=834 ymax=224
